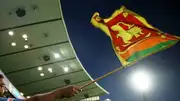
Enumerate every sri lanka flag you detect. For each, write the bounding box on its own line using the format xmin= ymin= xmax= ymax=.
xmin=91 ymin=6 xmax=179 ymax=66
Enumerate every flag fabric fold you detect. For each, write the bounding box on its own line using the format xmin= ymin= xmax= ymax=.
xmin=91 ymin=6 xmax=179 ymax=66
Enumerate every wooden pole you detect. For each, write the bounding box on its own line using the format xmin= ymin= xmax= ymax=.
xmin=79 ymin=65 xmax=125 ymax=89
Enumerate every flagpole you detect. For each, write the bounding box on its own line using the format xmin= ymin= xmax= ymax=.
xmin=79 ymin=65 xmax=125 ymax=89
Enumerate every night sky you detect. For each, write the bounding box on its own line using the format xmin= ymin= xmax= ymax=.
xmin=61 ymin=0 xmax=180 ymax=101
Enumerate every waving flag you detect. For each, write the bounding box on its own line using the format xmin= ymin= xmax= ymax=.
xmin=91 ymin=6 xmax=179 ymax=66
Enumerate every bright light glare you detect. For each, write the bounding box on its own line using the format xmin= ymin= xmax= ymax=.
xmin=64 ymin=67 xmax=69 ymax=72
xmin=9 ymin=31 xmax=14 ymax=36
xmin=131 ymin=71 xmax=151 ymax=92
xmin=48 ymin=68 xmax=52 ymax=73
xmin=27 ymin=96 xmax=30 ymax=98
xmin=22 ymin=34 xmax=28 ymax=39
xmin=24 ymin=45 xmax=29 ymax=49
xmin=38 ymin=67 xmax=42 ymax=71
xmin=54 ymin=53 xmax=60 ymax=58
xmin=40 ymin=73 xmax=44 ymax=76
xmin=11 ymin=42 xmax=16 ymax=46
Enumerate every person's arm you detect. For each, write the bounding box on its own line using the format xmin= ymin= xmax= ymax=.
xmin=25 ymin=85 xmax=80 ymax=101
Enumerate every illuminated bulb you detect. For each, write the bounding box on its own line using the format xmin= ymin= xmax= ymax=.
xmin=54 ymin=53 xmax=60 ymax=58
xmin=11 ymin=42 xmax=16 ymax=46
xmin=24 ymin=45 xmax=29 ymax=49
xmin=48 ymin=68 xmax=52 ymax=73
xmin=22 ymin=34 xmax=28 ymax=39
xmin=8 ymin=31 xmax=14 ymax=36
xmin=48 ymin=68 xmax=52 ymax=71
xmin=38 ymin=67 xmax=42 ymax=71
xmin=27 ymin=96 xmax=30 ymax=98
xmin=64 ymin=67 xmax=69 ymax=72
xmin=20 ymin=92 xmax=24 ymax=96
xmin=40 ymin=73 xmax=44 ymax=76
xmin=25 ymin=38 xmax=28 ymax=41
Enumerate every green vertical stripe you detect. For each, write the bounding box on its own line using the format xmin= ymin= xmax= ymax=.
xmin=127 ymin=40 xmax=178 ymax=62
